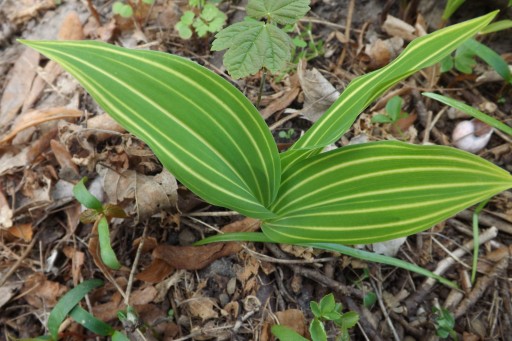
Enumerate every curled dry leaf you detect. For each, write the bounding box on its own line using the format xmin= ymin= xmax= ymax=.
xmin=275 ymin=309 xmax=309 ymax=338
xmin=50 ymin=139 xmax=80 ymax=180
xmin=0 ymin=189 xmax=13 ymax=229
xmin=364 ymin=37 xmax=404 ymax=69
xmin=0 ymin=107 xmax=83 ymax=145
xmin=22 ymin=273 xmax=67 ymax=309
xmin=0 ymin=48 xmax=39 ymax=128
xmin=382 ymin=14 xmax=417 ymax=41
xmin=98 ymin=166 xmax=178 ymax=219
xmin=6 ymin=223 xmax=33 ymax=242
xmin=298 ymin=61 xmax=340 ymax=122
xmin=137 ymin=218 xmax=260 ymax=283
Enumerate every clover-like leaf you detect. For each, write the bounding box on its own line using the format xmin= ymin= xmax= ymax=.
xmin=212 ymin=21 xmax=292 ymax=78
xmin=193 ymin=4 xmax=226 ymax=37
xmin=247 ymin=0 xmax=310 ymax=25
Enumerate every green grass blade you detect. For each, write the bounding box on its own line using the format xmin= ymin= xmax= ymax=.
xmin=464 ymin=38 xmax=512 ymax=83
xmin=47 ymin=279 xmax=103 ymax=340
xmin=442 ymin=0 xmax=466 ymax=20
xmin=472 ymin=199 xmax=489 ymax=283
xmin=480 ymin=20 xmax=512 ymax=34
xmin=98 ymin=216 xmax=122 ymax=270
xmin=69 ymin=306 xmax=114 ymax=336
xmin=304 ymin=243 xmax=458 ymax=289
xmin=194 ymin=231 xmax=270 ymax=245
xmin=265 ymin=141 xmax=512 ymax=244
xmin=423 ymin=93 xmax=512 ymax=136
xmin=20 ymin=40 xmax=280 ymax=219
xmin=73 ymin=177 xmax=103 ymax=211
xmin=280 ymin=11 xmax=498 ymax=170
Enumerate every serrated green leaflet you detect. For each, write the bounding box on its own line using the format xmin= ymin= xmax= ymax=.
xmin=212 ymin=21 xmax=292 ymax=79
xmin=21 ymin=40 xmax=280 ymax=219
xmin=264 ymin=141 xmax=512 ymax=244
xmin=246 ymin=0 xmax=310 ymax=25
xmin=47 ymin=279 xmax=103 ymax=340
xmin=281 ymin=11 xmax=498 ymax=170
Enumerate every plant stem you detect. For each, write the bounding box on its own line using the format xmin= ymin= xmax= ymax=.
xmin=256 ymin=69 xmax=267 ymax=109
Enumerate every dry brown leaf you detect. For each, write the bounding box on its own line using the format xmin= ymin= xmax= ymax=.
xmin=138 ymin=218 xmax=260 ymax=283
xmin=0 ymin=282 xmax=22 ymax=310
xmin=260 ymin=86 xmax=300 ymax=119
xmin=0 ymin=148 xmax=28 ymax=176
xmin=276 ymin=309 xmax=309 ymax=338
xmin=63 ymin=246 xmax=85 ymax=286
xmin=98 ymin=167 xmax=178 ymax=219
xmin=298 ymin=61 xmax=340 ymax=122
xmin=50 ymin=139 xmax=80 ymax=180
xmin=186 ymin=295 xmax=219 ymax=321
xmin=7 ymin=223 xmax=33 ymax=241
xmin=364 ymin=37 xmax=403 ymax=69
xmin=6 ymin=0 xmax=56 ymax=24
xmin=137 ymin=258 xmax=175 ymax=283
xmin=0 ymin=189 xmax=13 ymax=229
xmin=382 ymin=15 xmax=417 ymax=41
xmin=0 ymin=107 xmax=83 ymax=145
xmin=22 ymin=273 xmax=67 ymax=308
xmin=86 ymin=113 xmax=126 ymax=142
xmin=0 ymin=48 xmax=39 ymax=128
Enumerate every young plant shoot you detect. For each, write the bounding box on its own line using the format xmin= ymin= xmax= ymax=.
xmin=20 ymin=11 xmax=512 ymax=285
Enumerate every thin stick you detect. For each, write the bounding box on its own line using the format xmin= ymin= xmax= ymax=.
xmin=184 ymin=211 xmax=241 ymax=217
xmin=124 ymin=223 xmax=149 ymax=306
xmin=0 ymin=235 xmax=38 ymax=287
xmin=256 ymin=69 xmax=267 ymax=109
xmin=371 ymin=279 xmax=401 ymax=341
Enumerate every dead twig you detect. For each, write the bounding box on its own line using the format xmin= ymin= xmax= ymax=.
xmin=454 ymin=256 xmax=508 ymax=319
xmin=265 ymin=243 xmax=364 ymax=299
xmin=404 ymin=226 xmax=498 ymax=313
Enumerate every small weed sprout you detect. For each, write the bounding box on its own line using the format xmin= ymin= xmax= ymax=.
xmin=433 ymin=307 xmax=457 ymax=340
xmin=272 ymin=293 xmax=359 ymax=341
xmin=371 ymin=95 xmax=408 ymax=124
xmin=175 ymin=0 xmax=227 ymax=39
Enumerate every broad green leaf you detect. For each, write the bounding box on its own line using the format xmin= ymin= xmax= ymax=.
xmin=73 ymin=177 xmax=103 ymax=212
xmin=265 ymin=141 xmax=512 ymax=244
xmin=98 ymin=216 xmax=122 ymax=270
xmin=48 ymin=279 xmax=103 ymax=340
xmin=454 ymin=44 xmax=476 ymax=74
xmin=310 ymin=301 xmax=321 ymax=317
xmin=464 ymin=38 xmax=512 ymax=83
xmin=21 ymin=40 xmax=280 ymax=219
xmin=423 ymin=93 xmax=512 ymax=136
xmin=280 ymin=11 xmax=498 ymax=171
xmin=309 ymin=318 xmax=327 ymax=341
xmin=246 ymin=0 xmax=311 ymax=25
xmin=69 ymin=306 xmax=114 ymax=336
xmin=271 ymin=325 xmax=309 ymax=341
xmin=212 ymin=21 xmax=293 ymax=78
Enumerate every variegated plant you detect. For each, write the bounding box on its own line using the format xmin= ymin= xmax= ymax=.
xmin=21 ymin=11 xmax=512 ymax=285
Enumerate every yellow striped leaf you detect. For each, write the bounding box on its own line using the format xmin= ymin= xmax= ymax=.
xmin=20 ymin=40 xmax=280 ymax=219
xmin=280 ymin=11 xmax=498 ymax=171
xmin=264 ymin=141 xmax=512 ymax=244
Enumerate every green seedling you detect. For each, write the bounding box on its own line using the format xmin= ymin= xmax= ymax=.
xmin=112 ymin=0 xmax=155 ymax=19
xmin=433 ymin=307 xmax=457 ymax=340
xmin=175 ymin=1 xmax=227 ymax=39
xmin=371 ymin=95 xmax=408 ymax=124
xmin=20 ymin=11 xmax=512 ymax=289
xmin=73 ymin=177 xmax=127 ymax=270
xmin=440 ymin=38 xmax=512 ymax=84
xmin=28 ymin=279 xmax=129 ymax=341
xmin=278 ymin=128 xmax=295 ymax=140
xmin=272 ymin=294 xmax=359 ymax=341
xmin=212 ymin=0 xmax=311 ymax=78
